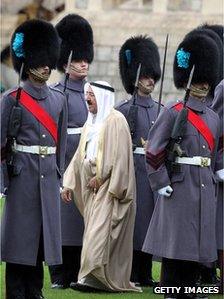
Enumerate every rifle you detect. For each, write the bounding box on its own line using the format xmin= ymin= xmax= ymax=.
xmin=157 ymin=34 xmax=169 ymax=117
xmin=166 ymin=65 xmax=195 ymax=176
xmin=127 ymin=63 xmax=141 ymax=148
xmin=6 ymin=63 xmax=24 ymax=176
xmin=63 ymin=50 xmax=73 ymax=93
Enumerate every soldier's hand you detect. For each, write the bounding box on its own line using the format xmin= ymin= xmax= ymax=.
xmin=158 ymin=185 xmax=173 ymax=197
xmin=61 ymin=187 xmax=72 ymax=203
xmin=215 ymin=169 xmax=224 ymax=182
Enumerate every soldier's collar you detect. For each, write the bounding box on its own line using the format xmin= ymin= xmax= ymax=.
xmin=23 ymin=80 xmax=50 ymax=100
xmin=186 ymin=96 xmax=206 ymax=113
xmin=134 ymin=94 xmax=154 ymax=108
xmin=61 ymin=77 xmax=85 ymax=92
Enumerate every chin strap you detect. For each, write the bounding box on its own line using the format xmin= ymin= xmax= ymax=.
xmin=189 ymin=84 xmax=210 ymax=99
xmin=70 ymin=64 xmax=88 ymax=75
xmin=138 ymin=80 xmax=154 ymax=95
xmin=29 ymin=68 xmax=50 ymax=82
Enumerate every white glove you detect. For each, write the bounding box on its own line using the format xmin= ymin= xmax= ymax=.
xmin=158 ymin=185 xmax=173 ymax=197
xmin=215 ymin=169 xmax=224 ymax=182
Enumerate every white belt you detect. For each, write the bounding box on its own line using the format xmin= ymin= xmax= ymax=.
xmin=67 ymin=127 xmax=82 ymax=135
xmin=133 ymin=147 xmax=145 ymax=155
xmin=175 ymin=156 xmax=211 ymax=167
xmin=14 ymin=144 xmax=56 ymax=155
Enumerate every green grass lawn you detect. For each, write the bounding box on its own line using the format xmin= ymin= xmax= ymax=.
xmin=0 ymin=262 xmax=222 ymax=299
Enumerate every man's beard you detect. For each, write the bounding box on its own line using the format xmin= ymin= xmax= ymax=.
xmin=29 ymin=68 xmax=50 ymax=83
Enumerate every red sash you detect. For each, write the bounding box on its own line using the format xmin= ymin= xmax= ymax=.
xmin=174 ymin=103 xmax=215 ymax=151
xmin=11 ymin=90 xmax=58 ymax=143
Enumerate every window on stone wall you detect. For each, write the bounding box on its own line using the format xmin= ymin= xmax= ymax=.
xmin=115 ymin=0 xmax=152 ymax=10
xmin=167 ymin=0 xmax=202 ymax=11
xmin=75 ymin=0 xmax=88 ymax=9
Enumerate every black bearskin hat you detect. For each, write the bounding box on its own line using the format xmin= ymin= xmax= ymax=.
xmin=56 ymin=14 xmax=94 ymax=72
xmin=185 ymin=27 xmax=223 ymax=91
xmin=119 ymin=35 xmax=161 ymax=95
xmin=200 ymin=24 xmax=224 ymax=43
xmin=1 ymin=45 xmax=11 ymax=63
xmin=11 ymin=19 xmax=60 ymax=80
xmin=173 ymin=31 xmax=220 ymax=89
xmin=200 ymin=24 xmax=224 ymax=82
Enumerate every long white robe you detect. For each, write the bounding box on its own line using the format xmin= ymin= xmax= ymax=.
xmin=63 ymin=109 xmax=141 ymax=292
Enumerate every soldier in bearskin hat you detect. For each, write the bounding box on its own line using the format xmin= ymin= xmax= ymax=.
xmin=142 ymin=30 xmax=223 ymax=298
xmin=209 ymin=24 xmax=224 ymax=294
xmin=184 ymin=24 xmax=223 ymax=286
xmin=1 ymin=19 xmax=67 ymax=299
xmin=211 ymin=77 xmax=224 ymax=294
xmin=48 ymin=13 xmax=94 ymax=289
xmin=185 ymin=25 xmax=223 ymax=107
xmin=116 ymin=35 xmax=161 ymax=286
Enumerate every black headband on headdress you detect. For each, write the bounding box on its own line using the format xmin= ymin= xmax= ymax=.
xmin=90 ymin=82 xmax=115 ymax=92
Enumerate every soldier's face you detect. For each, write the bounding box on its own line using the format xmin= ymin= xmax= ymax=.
xmin=192 ymin=82 xmax=209 ymax=90
xmin=28 ymin=65 xmax=50 ymax=84
xmin=66 ymin=60 xmax=89 ymax=80
xmin=85 ymin=86 xmax=97 ymax=114
xmin=36 ymin=66 xmax=50 ymax=75
xmin=138 ymin=76 xmax=155 ymax=95
xmin=139 ymin=77 xmax=155 ymax=89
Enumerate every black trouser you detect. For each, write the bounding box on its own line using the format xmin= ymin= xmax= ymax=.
xmin=6 ymin=240 xmax=44 ymax=299
xmin=131 ymin=250 xmax=153 ymax=284
xmin=49 ymin=246 xmax=81 ymax=286
xmin=198 ymin=263 xmax=217 ymax=284
xmin=162 ymin=258 xmax=199 ymax=299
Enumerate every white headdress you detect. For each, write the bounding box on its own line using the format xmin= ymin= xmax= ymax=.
xmin=84 ymin=81 xmax=115 ymax=160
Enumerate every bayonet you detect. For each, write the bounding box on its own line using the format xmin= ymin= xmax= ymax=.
xmin=134 ymin=63 xmax=141 ymax=89
xmin=18 ymin=62 xmax=24 ymax=88
xmin=157 ymin=34 xmax=169 ymax=116
xmin=183 ymin=65 xmax=195 ymax=107
xmin=64 ymin=50 xmax=73 ymax=92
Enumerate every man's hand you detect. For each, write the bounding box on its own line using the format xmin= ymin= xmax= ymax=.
xmin=87 ymin=176 xmax=101 ymax=193
xmin=61 ymin=187 xmax=72 ymax=203
xmin=158 ymin=185 xmax=173 ymax=197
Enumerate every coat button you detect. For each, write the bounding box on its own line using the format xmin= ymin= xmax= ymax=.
xmin=41 ymin=175 xmax=44 ymax=179
xmin=201 ymin=183 xmax=205 ymax=187
xmin=202 ymin=145 xmax=206 ymax=149
xmin=41 ymin=155 xmax=45 ymax=158
xmin=42 ymin=134 xmax=46 ymax=138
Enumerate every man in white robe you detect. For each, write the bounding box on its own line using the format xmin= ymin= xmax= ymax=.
xmin=61 ymin=81 xmax=141 ymax=292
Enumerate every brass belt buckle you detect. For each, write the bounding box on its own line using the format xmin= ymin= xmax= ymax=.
xmin=39 ymin=146 xmax=48 ymax=155
xmin=201 ymin=157 xmax=208 ymax=167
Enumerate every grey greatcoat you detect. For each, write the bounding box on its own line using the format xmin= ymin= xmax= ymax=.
xmin=211 ymin=79 xmax=224 ymax=250
xmin=142 ymin=96 xmax=221 ymax=263
xmin=116 ymin=95 xmax=159 ymax=250
xmin=53 ymin=78 xmax=87 ymax=246
xmin=1 ymin=80 xmax=67 ymax=266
